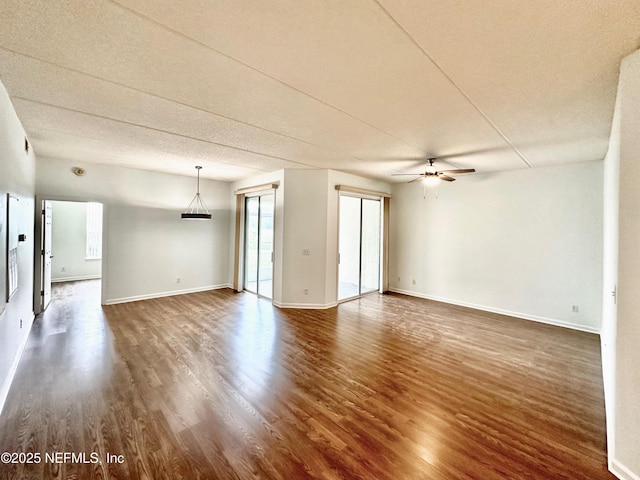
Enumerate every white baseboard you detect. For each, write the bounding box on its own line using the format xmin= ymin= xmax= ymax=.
xmin=0 ymin=313 xmax=34 ymax=418
xmin=273 ymin=301 xmax=338 ymax=309
xmin=103 ymin=284 xmax=232 ymax=305
xmin=610 ymin=458 xmax=640 ymax=480
xmin=52 ymin=274 xmax=101 ymax=283
xmin=388 ymin=288 xmax=600 ymax=334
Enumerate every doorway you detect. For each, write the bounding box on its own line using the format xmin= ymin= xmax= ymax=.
xmin=244 ymin=193 xmax=274 ymax=299
xmin=338 ymin=195 xmax=381 ymax=301
xmin=35 ymin=199 xmax=104 ymax=313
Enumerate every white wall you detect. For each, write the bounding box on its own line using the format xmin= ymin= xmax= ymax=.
xmin=280 ymin=169 xmax=329 ymax=307
xmin=51 ymin=200 xmax=102 ymax=282
xmin=390 ymin=161 xmax=603 ymax=332
xmin=36 ymin=157 xmax=231 ymax=304
xmin=604 ymin=48 xmax=640 ymax=480
xmin=0 ymin=82 xmax=36 ymax=416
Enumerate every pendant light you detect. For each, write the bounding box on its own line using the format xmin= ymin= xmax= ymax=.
xmin=181 ymin=166 xmax=212 ymax=219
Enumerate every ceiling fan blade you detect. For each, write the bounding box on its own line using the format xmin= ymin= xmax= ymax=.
xmin=408 ymin=176 xmax=425 ymax=183
xmin=438 ymin=174 xmax=456 ymax=182
xmin=438 ymin=168 xmax=476 ymax=175
xmin=392 ymin=173 xmax=423 ymax=176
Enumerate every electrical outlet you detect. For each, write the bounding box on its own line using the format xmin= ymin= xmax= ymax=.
xmin=572 ymin=305 xmax=579 ymax=313
xmin=397 ymin=277 xmax=400 ymax=282
xmin=304 ymin=288 xmax=309 ymax=295
xmin=302 ymin=249 xmax=311 ymax=256
xmin=61 ymin=266 xmax=66 ymax=272
xmin=176 ymin=277 xmax=181 ymax=284
xmin=412 ymin=279 xmax=416 ymax=285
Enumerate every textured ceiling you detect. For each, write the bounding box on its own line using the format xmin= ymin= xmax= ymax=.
xmin=1 ymin=0 xmax=639 ymax=182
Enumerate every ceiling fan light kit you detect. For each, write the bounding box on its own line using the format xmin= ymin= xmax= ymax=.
xmin=182 ymin=166 xmax=212 ymax=220
xmin=422 ymin=175 xmax=439 ymax=187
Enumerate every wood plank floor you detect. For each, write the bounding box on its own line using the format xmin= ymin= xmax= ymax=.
xmin=0 ymin=280 xmax=613 ymax=479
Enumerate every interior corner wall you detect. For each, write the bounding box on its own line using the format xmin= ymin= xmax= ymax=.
xmin=606 ymin=48 xmax=640 ymax=480
xmin=231 ymin=169 xmax=391 ymax=308
xmin=389 ymin=161 xmax=603 ymax=333
xmin=36 ymin=157 xmax=232 ymax=304
xmin=280 ymin=169 xmax=330 ymax=307
xmin=0 ymin=82 xmax=36 ymax=416
xmin=51 ymin=201 xmax=101 ymax=282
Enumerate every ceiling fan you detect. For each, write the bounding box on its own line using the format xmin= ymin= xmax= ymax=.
xmin=392 ymin=158 xmax=475 ymax=183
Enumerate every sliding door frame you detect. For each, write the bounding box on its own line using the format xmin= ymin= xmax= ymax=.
xmin=233 ymin=183 xmax=279 ymax=299
xmin=243 ymin=192 xmax=274 ymax=299
xmin=335 ymin=185 xmax=391 ymax=303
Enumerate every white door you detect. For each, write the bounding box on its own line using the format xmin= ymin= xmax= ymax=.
xmin=41 ymin=200 xmax=53 ymax=311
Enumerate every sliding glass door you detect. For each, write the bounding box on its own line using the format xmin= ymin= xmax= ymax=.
xmin=360 ymin=198 xmax=381 ymax=294
xmin=244 ymin=193 xmax=274 ymax=299
xmin=338 ymin=195 xmax=381 ymax=301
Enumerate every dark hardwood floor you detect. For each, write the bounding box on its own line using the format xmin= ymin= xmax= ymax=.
xmin=0 ymin=280 xmax=612 ymax=479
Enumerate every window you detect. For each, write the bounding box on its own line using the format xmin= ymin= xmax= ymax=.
xmin=86 ymin=202 xmax=103 ymax=259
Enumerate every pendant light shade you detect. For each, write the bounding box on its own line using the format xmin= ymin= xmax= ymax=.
xmin=182 ymin=166 xmax=212 ymax=220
